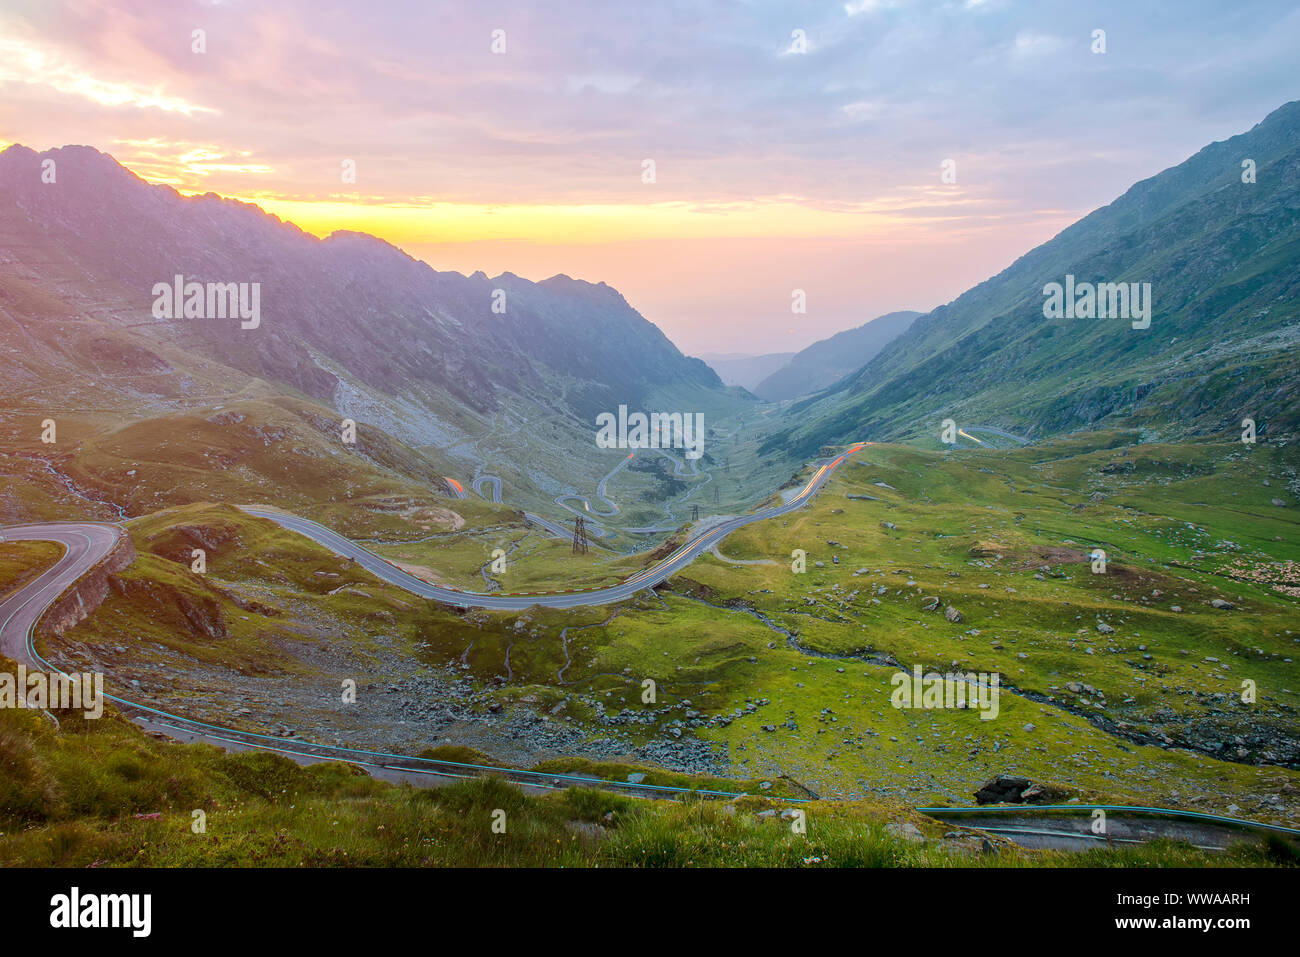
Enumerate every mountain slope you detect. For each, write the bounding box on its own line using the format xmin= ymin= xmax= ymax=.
xmin=762 ymin=100 xmax=1300 ymax=458
xmin=699 ymin=352 xmax=795 ymax=391
xmin=0 ymin=144 xmax=746 ymax=510
xmin=753 ymin=311 xmax=920 ymax=401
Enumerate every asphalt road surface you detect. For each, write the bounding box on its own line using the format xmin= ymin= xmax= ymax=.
xmin=7 ymin=457 xmax=1300 ymax=838
xmin=0 ymin=522 xmax=122 ymax=666
xmin=523 ymin=510 xmax=608 ymax=540
xmin=961 ymin=425 xmax=1030 ymax=446
xmin=0 ymin=521 xmax=561 ymax=791
xmin=241 ymin=443 xmax=868 ymax=610
xmin=918 ymin=805 xmax=1299 ymax=852
xmin=472 ymin=474 xmax=503 ymax=502
xmin=554 ymin=452 xmax=630 ymax=518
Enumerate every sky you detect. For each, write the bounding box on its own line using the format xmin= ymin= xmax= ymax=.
xmin=1 ymin=0 xmax=1297 ymax=354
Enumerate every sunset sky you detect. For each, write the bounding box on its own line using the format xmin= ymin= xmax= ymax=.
xmin=1 ymin=0 xmax=1296 ymax=353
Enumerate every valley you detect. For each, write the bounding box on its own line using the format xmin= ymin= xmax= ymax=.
xmin=2 ymin=100 xmax=1299 ymax=871
xmin=4 ymin=428 xmax=1297 ymax=853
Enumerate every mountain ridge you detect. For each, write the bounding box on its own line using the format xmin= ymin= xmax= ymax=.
xmin=752 ymin=310 xmax=920 ymax=401
xmin=0 ymin=143 xmax=725 ymax=415
xmin=0 ymin=143 xmax=752 ymax=507
xmin=761 ymin=99 xmax=1300 ymax=457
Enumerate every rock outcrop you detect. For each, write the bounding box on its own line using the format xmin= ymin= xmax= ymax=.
xmin=39 ymin=532 xmax=137 ymax=635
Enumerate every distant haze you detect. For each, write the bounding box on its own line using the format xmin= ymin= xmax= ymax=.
xmin=700 ymin=352 xmax=795 ymax=392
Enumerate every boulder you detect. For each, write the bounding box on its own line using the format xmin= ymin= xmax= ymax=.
xmin=885 ymin=821 xmax=926 ymax=843
xmin=1019 ymin=782 xmax=1070 ymax=804
xmin=975 ymin=775 xmax=1031 ymax=804
xmin=975 ymin=774 xmax=1068 ymax=805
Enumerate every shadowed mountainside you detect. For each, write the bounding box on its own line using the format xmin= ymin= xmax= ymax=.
xmin=752 ymin=310 xmax=920 ymax=401
xmin=0 ymin=143 xmax=738 ymax=434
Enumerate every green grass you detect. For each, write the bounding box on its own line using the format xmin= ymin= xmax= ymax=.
xmin=487 ymin=435 xmax=1300 ymax=817
xmin=49 ymin=437 xmax=1300 ymax=823
xmin=15 ymin=431 xmax=1300 ymax=863
xmin=38 ymin=503 xmax=618 ymax=740
xmin=0 ymin=540 xmax=62 ymax=596
xmin=368 ymin=521 xmax=644 ymax=592
xmin=1 ymin=664 xmax=1285 ymax=868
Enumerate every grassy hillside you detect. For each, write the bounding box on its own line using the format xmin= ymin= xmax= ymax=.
xmin=648 ymin=435 xmax=1298 ymax=813
xmin=9 ymin=432 xmax=1291 ymax=827
xmin=0 ymin=656 xmax=1288 ymax=868
xmin=6 ymin=426 xmax=1300 ymax=867
xmin=0 ymin=540 xmax=62 ymax=595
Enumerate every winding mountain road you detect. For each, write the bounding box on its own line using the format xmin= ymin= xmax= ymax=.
xmin=0 ymin=443 xmax=865 ymax=796
xmin=918 ymin=804 xmax=1300 ymax=852
xmin=554 ymin=447 xmax=714 ymax=536
xmin=5 ymin=443 xmax=1298 ymax=844
xmin=0 ymin=523 xmax=609 ymax=792
xmin=554 ymin=452 xmax=632 ymax=518
xmin=471 ymin=474 xmax=503 ymax=502
xmin=241 ymin=443 xmax=867 ymax=609
xmin=523 ymin=510 xmax=608 ymax=540
xmin=961 ymin=425 xmax=1030 ymax=446
xmin=0 ymin=522 xmax=122 ymax=666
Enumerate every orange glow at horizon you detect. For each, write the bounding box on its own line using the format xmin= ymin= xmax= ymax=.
xmin=181 ymin=189 xmax=984 ymax=247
